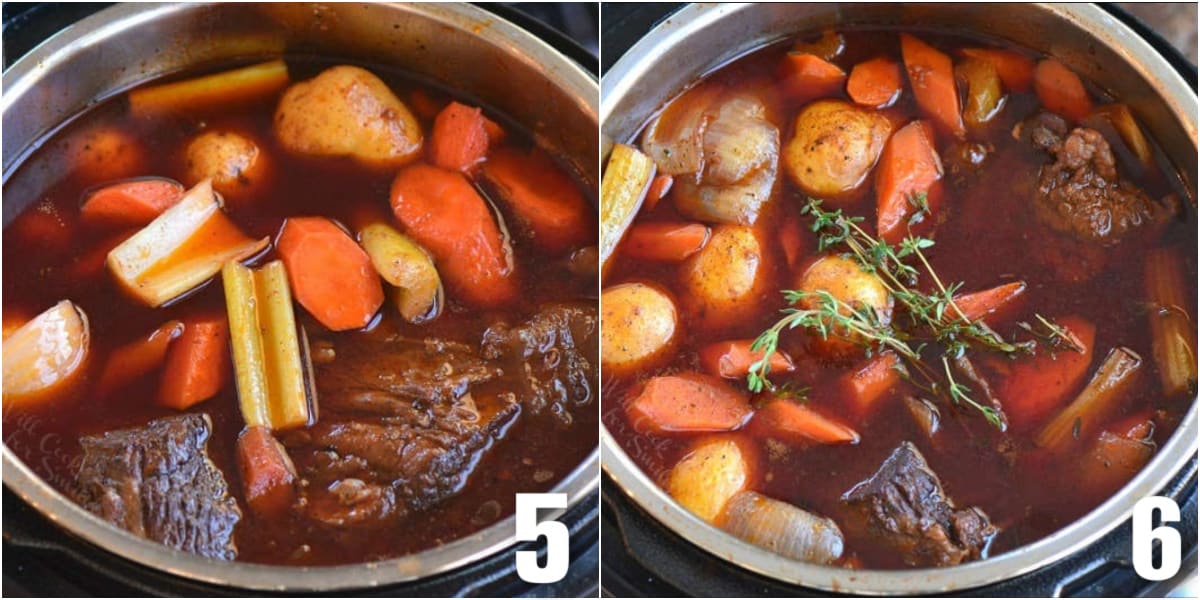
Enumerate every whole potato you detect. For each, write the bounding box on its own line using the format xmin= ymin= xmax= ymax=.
xmin=274 ymin=65 xmax=422 ymax=167
xmin=795 ymin=255 xmax=893 ymax=357
xmin=65 ymin=124 xmax=146 ymax=183
xmin=681 ymin=225 xmax=770 ymax=332
xmin=601 ymin=282 xmax=678 ymax=375
xmin=667 ymin=436 xmax=752 ymax=523
xmin=784 ymin=100 xmax=891 ymax=199
xmin=183 ymin=130 xmax=268 ymax=203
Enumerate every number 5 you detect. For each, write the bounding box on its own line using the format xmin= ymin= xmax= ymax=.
xmin=515 ymin=493 xmax=569 ymax=584
xmin=1131 ymin=496 xmax=1181 ymax=581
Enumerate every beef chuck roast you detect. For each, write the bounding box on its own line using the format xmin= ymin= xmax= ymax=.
xmin=1033 ymin=126 xmax=1160 ymax=244
xmin=481 ymin=302 xmax=598 ymax=426
xmin=75 ymin=414 xmax=241 ymax=560
xmin=281 ymin=332 xmax=519 ymax=527
xmin=842 ymin=442 xmax=996 ymax=567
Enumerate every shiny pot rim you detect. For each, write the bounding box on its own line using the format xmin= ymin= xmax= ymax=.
xmin=2 ymin=2 xmax=599 ymax=591
xmin=600 ymin=2 xmax=1197 ymax=595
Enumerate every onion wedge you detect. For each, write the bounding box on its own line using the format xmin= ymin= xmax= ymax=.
xmin=2 ymin=300 xmax=90 ymax=406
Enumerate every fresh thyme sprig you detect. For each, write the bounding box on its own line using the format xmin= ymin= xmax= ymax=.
xmin=746 ymin=288 xmax=1003 ymax=427
xmin=801 ymin=197 xmax=1022 ymax=358
xmin=1017 ymin=314 xmax=1086 ymax=354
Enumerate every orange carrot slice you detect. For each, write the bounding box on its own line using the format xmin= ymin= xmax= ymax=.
xmin=158 ymin=314 xmax=231 ymax=409
xmin=391 ymin=163 xmax=518 ymax=307
xmin=847 ymin=57 xmax=903 ymax=108
xmin=627 ymin=373 xmax=753 ymax=434
xmin=900 ymin=34 xmax=965 ymax=138
xmin=277 ymin=217 xmax=384 ymax=331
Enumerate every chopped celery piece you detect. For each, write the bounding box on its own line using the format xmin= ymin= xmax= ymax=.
xmin=1144 ymin=247 xmax=1197 ymax=397
xmin=129 ymin=60 xmax=289 ymax=117
xmin=1037 ymin=347 xmax=1143 ymax=452
xmin=601 ymin=143 xmax=656 ymax=280
xmin=223 ymin=260 xmax=315 ymax=430
xmin=107 ymin=180 xmax=269 ymax=307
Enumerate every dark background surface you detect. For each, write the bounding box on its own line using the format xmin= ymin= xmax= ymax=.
xmin=1 ymin=3 xmax=598 ymax=597
xmin=598 ymin=2 xmax=1197 ymax=598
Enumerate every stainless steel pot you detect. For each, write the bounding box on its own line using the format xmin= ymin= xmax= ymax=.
xmin=600 ymin=3 xmax=1198 ymax=595
xmin=2 ymin=2 xmax=598 ymax=591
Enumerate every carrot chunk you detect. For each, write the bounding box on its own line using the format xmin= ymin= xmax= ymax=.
xmin=481 ymin=147 xmax=593 ymax=254
xmin=1034 ymin=58 xmax=1093 ymax=122
xmin=643 ymin=174 xmax=674 ymax=213
xmin=67 ymin=230 xmax=136 ymax=282
xmin=627 ymin=373 xmax=753 ymax=434
xmin=391 ymin=164 xmax=518 ymax=308
xmin=428 ymin=101 xmax=490 ymax=173
xmin=158 ymin=315 xmax=231 ymax=410
xmin=900 ymin=34 xmax=965 ymax=138
xmin=750 ymin=397 xmax=860 ymax=445
xmin=483 ymin=116 xmax=506 ymax=145
xmin=623 ymin=222 xmax=710 ymax=262
xmin=847 ymin=57 xmax=903 ymax=108
xmin=1078 ymin=412 xmax=1156 ymax=498
xmin=875 ymin=120 xmax=944 ymax=244
xmin=699 ymin=340 xmax=794 ymax=379
xmin=80 ymin=178 xmax=185 ymax=228
xmin=840 ymin=352 xmax=902 ymax=420
xmin=780 ymin=53 xmax=847 ymax=103
xmin=96 ymin=321 xmax=184 ymax=397
xmin=997 ymin=316 xmax=1096 ymax=430
xmin=277 ymin=217 xmax=383 ymax=331
xmin=948 ymin=281 xmax=1027 ymax=327
xmin=237 ymin=426 xmax=297 ymax=517
xmin=961 ymin=48 xmax=1036 ymax=92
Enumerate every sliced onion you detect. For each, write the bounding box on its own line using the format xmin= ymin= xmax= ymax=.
xmin=718 ymin=490 xmax=844 ymax=565
xmin=2 ymin=300 xmax=90 ymax=405
xmin=700 ymin=94 xmax=778 ymax=186
xmin=641 ymin=82 xmax=723 ymax=177
xmin=674 ymin=159 xmax=777 ymax=225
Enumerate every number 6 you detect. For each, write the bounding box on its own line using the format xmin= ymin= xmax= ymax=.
xmin=1131 ymin=496 xmax=1181 ymax=581
xmin=515 ymin=493 xmax=569 ymax=584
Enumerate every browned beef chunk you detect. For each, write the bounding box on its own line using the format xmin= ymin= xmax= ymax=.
xmin=281 ymin=333 xmax=519 ymax=527
xmin=315 ymin=334 xmax=502 ymax=406
xmin=1033 ymin=126 xmax=1160 ymax=244
xmin=75 ymin=414 xmax=241 ymax=560
xmin=481 ymin=302 xmax=598 ymax=425
xmin=841 ymin=442 xmax=996 ymax=567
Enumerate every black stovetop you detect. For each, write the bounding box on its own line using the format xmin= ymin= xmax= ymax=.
xmin=1 ymin=3 xmax=598 ymax=597
xmin=598 ymin=3 xmax=1198 ymax=598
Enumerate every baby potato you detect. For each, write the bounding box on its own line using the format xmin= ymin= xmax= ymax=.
xmin=667 ymin=436 xmax=752 ymax=523
xmin=795 ymin=255 xmax=893 ymax=357
xmin=183 ymin=130 xmax=268 ymax=203
xmin=274 ymin=65 xmax=422 ymax=167
xmin=65 ymin=124 xmax=146 ymax=183
xmin=784 ymin=99 xmax=891 ymax=199
xmin=359 ymin=223 xmax=443 ymax=324
xmin=601 ymin=282 xmax=678 ymax=375
xmin=681 ymin=225 xmax=770 ymax=332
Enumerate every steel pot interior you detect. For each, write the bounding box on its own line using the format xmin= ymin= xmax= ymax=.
xmin=600 ymin=3 xmax=1197 ymax=595
xmin=1 ymin=2 xmax=599 ymax=591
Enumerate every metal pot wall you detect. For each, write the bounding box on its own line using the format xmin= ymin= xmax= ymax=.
xmin=1 ymin=2 xmax=599 ymax=591
xmin=600 ymin=3 xmax=1198 ymax=595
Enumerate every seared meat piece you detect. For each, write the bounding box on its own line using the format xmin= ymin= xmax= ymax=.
xmin=74 ymin=414 xmax=241 ymax=560
xmin=481 ymin=302 xmax=598 ymax=425
xmin=284 ymin=397 xmax=520 ymax=527
xmin=282 ymin=333 xmax=518 ymax=527
xmin=842 ymin=442 xmax=996 ymax=567
xmin=1033 ymin=125 xmax=1160 ymax=244
xmin=315 ymin=334 xmax=502 ymax=407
